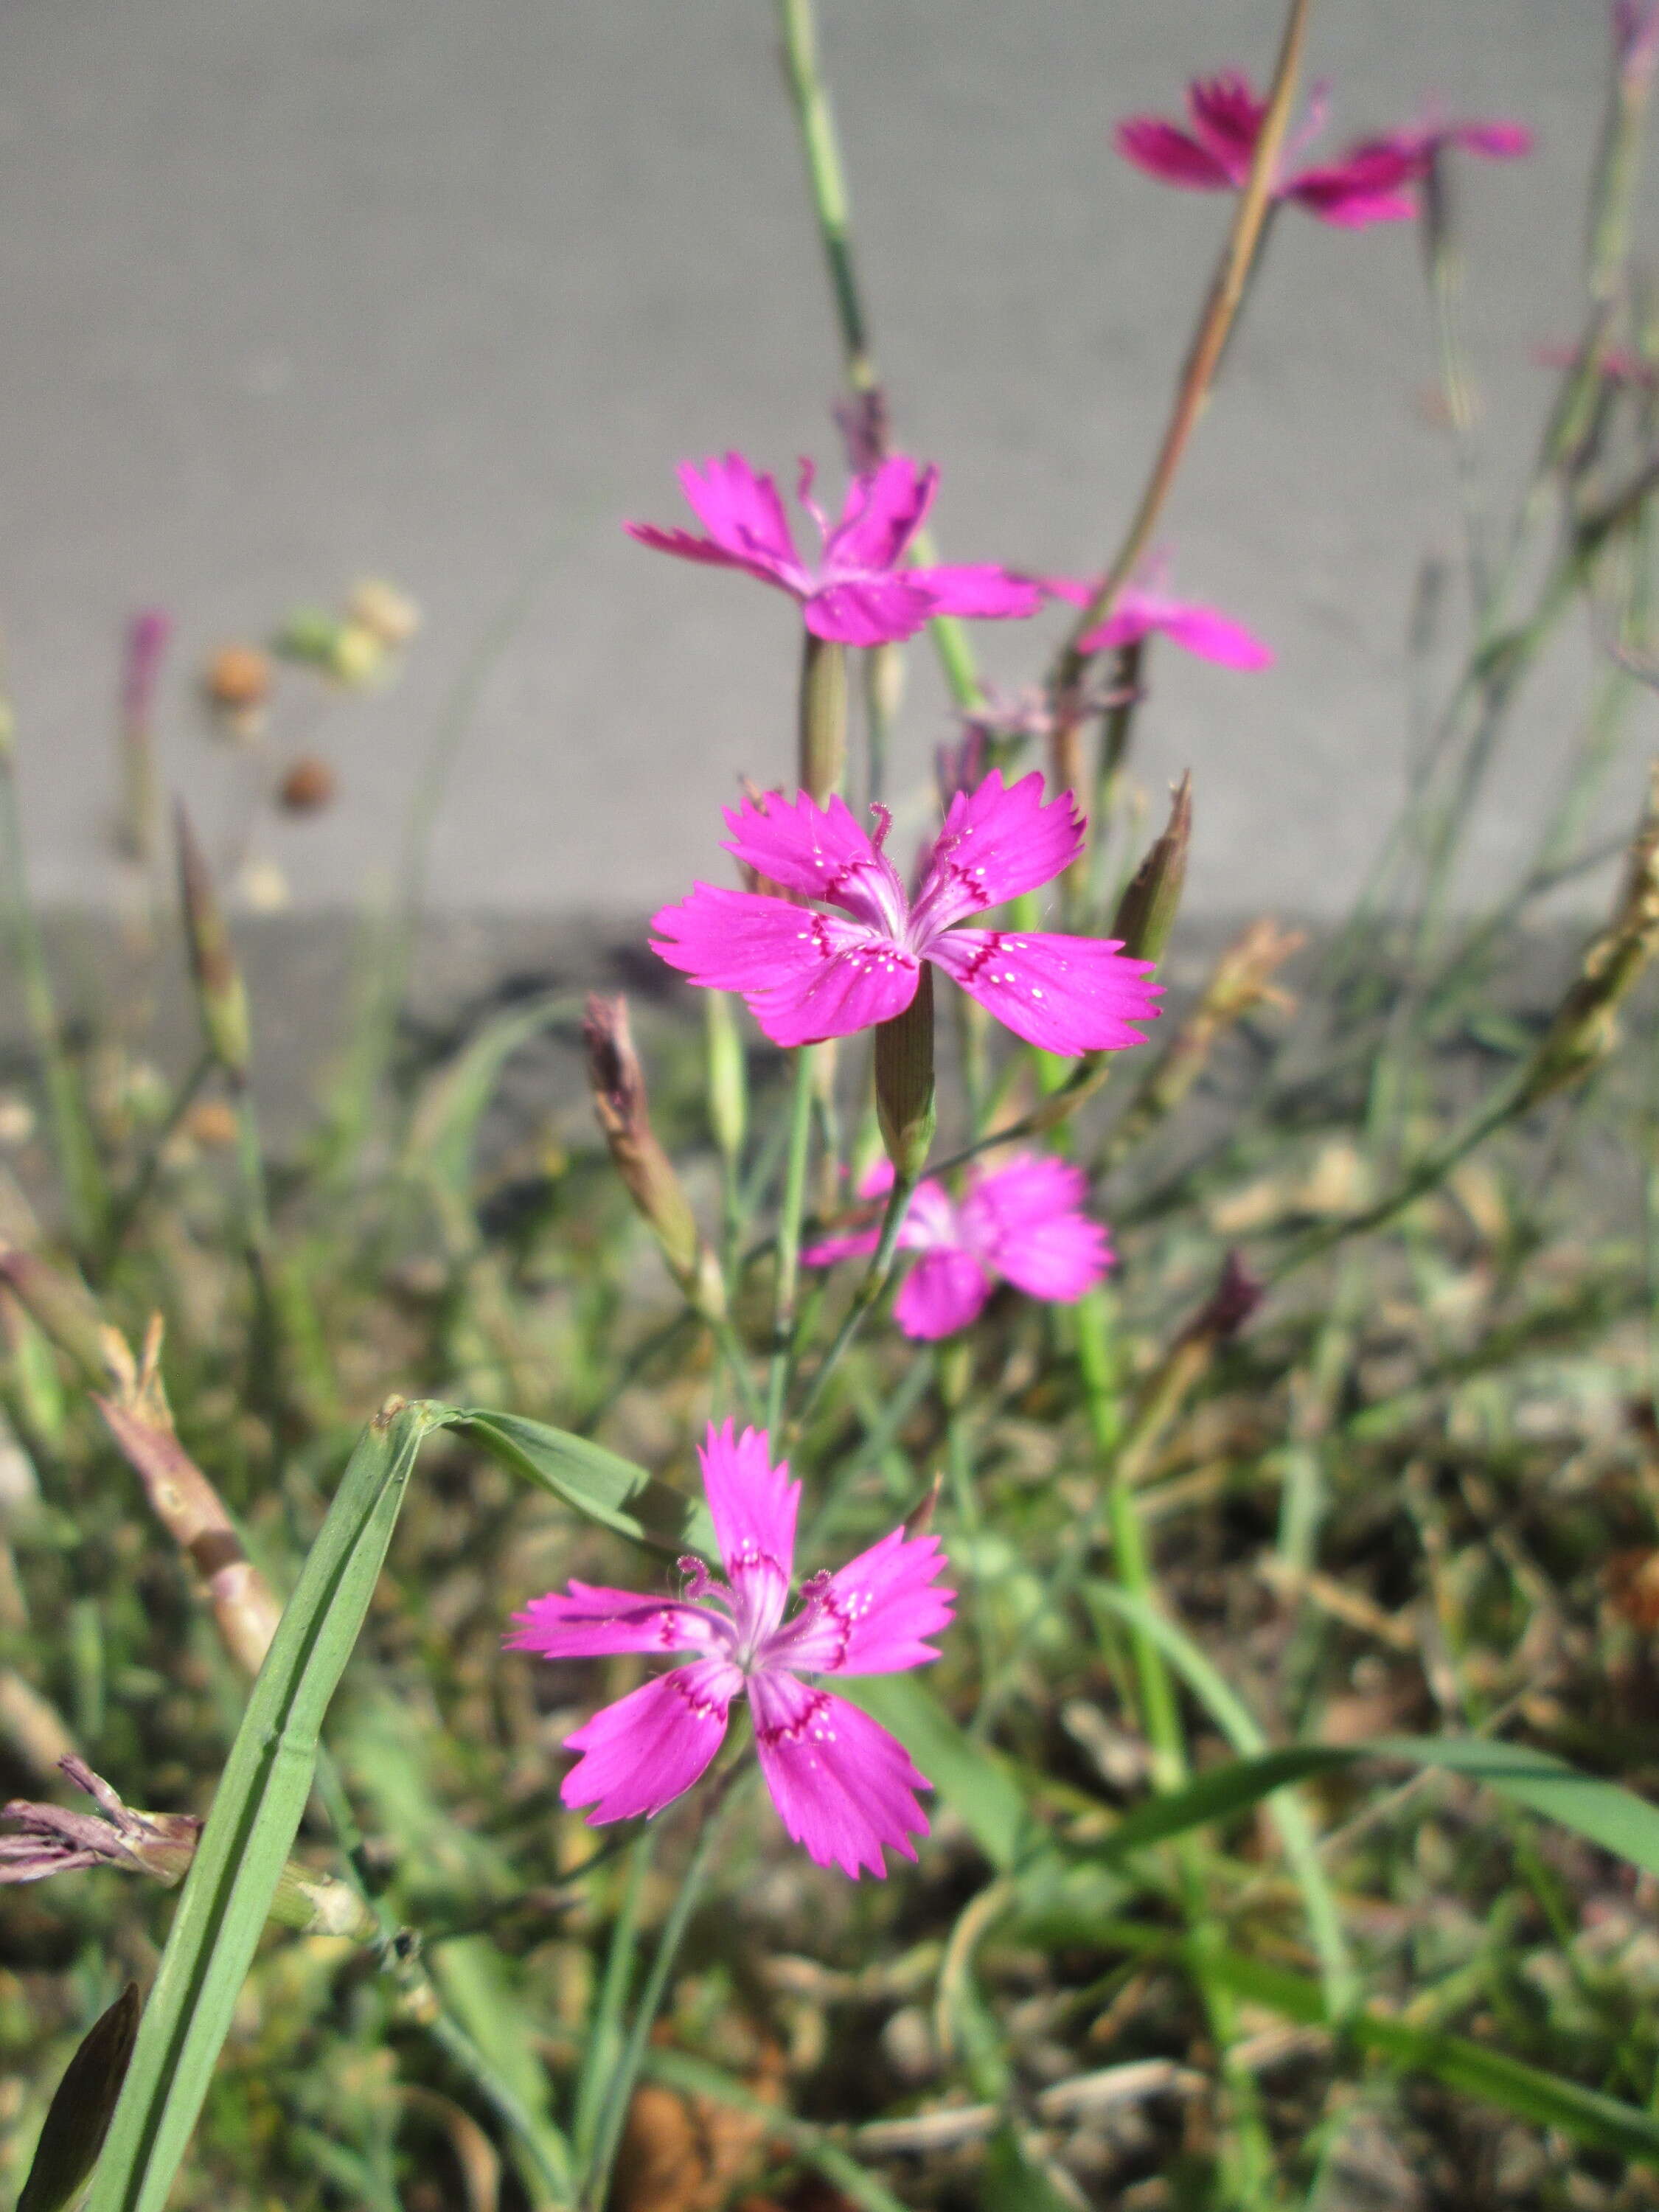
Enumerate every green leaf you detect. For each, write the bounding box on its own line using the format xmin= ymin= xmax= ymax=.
xmin=839 ymin=1674 xmax=1032 ymax=1874
xmin=980 ymin=2125 xmax=1080 ymax=2212
xmin=403 ymin=992 xmax=582 ymax=1201
xmin=19 ymin=1983 xmax=140 ymax=2212
xmin=85 ymin=1399 xmax=552 ymax=2212
xmin=1056 ymin=1917 xmax=1659 ymax=2166
xmin=453 ymin=1408 xmax=717 ymax=1558
xmin=1088 ymin=1733 xmax=1659 ymax=1885
xmin=1085 ymin=1582 xmax=1356 ymax=2015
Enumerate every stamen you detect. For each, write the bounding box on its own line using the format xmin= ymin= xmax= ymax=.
xmin=678 ymin=1555 xmax=714 ymax=1602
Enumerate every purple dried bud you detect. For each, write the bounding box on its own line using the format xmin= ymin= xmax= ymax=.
xmin=0 ymin=1756 xmax=200 ymax=1888
xmin=122 ymin=610 xmax=171 ymax=734
xmin=1180 ymin=1252 xmax=1265 ymax=1347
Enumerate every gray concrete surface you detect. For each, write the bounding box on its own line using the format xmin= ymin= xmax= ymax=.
xmin=0 ymin=0 xmax=1653 ymax=925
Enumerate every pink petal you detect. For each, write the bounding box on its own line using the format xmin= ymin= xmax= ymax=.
xmin=823 ymin=456 xmax=936 ymax=572
xmin=1444 ymin=119 xmax=1533 ymax=159
xmin=912 ymin=770 xmax=1084 ymax=936
xmin=801 ymin=1224 xmax=881 ymax=1267
xmin=1287 ymin=144 xmax=1419 ymax=226
xmin=699 ymin=1421 xmax=797 ymax=1645
xmin=928 ymin=928 xmax=1161 ymax=1055
xmin=1115 ymin=116 xmax=1235 ymax=191
xmin=748 ymin=1674 xmax=931 ymax=1878
xmin=560 ymin=1659 xmax=740 ymax=1825
xmin=1187 ymin=71 xmax=1269 ymax=170
xmin=506 ymin=1582 xmax=734 ymax=1660
xmin=1088 ymin=593 xmax=1274 ymax=669
xmin=905 ymin=565 xmax=1046 ymax=621
xmin=721 ymin=789 xmax=908 ymax=934
xmin=650 ymin=884 xmax=919 ymax=1046
xmin=762 ymin=1526 xmax=955 ymax=1677
xmin=964 ymin=1155 xmax=1113 ymax=1303
xmin=622 ymin=521 xmax=795 ymax=594
xmin=676 ymin=453 xmax=804 ymax=580
xmin=894 ymin=1249 xmax=994 ymax=1338
xmin=803 ymin=577 xmax=939 ymax=645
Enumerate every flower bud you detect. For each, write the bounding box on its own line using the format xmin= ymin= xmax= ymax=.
xmin=116 ymin=610 xmax=170 ymax=863
xmin=584 ymin=995 xmax=726 ymax=1319
xmin=703 ymin=990 xmax=748 ymax=1168
xmin=0 ymin=1756 xmax=375 ymax=1941
xmin=347 ymin=575 xmax=422 ymax=647
xmin=174 ymin=803 xmax=251 ymax=1082
xmin=874 ymin=965 xmax=936 ymax=1179
xmin=1520 ymin=762 xmax=1659 ymax=1106
xmin=1112 ymin=772 xmax=1192 ymax=964
xmin=799 ymin=633 xmax=847 ymax=803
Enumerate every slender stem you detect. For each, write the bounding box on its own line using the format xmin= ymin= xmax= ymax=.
xmin=571 ymin=1832 xmax=654 ymax=2173
xmin=582 ymin=1774 xmax=745 ymax=2211
xmin=0 ymin=738 xmax=105 ymax=1251
xmin=791 ymin=1164 xmax=916 ymax=1426
xmin=312 ymin=1749 xmax=575 ymax=2208
xmin=767 ymin=1049 xmax=817 ymax=1431
xmin=94 ymin=1051 xmax=213 ymax=1272
xmin=773 ymin=0 xmax=982 ymax=710
xmin=1049 ymin=0 xmax=1312 ymax=692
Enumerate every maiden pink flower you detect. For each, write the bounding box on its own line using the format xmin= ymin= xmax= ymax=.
xmin=1040 ymin=565 xmax=1274 ymax=669
xmin=507 ymin=1422 xmax=953 ymax=1878
xmin=805 ymin=1154 xmax=1113 ymax=1339
xmin=650 ymin=771 xmax=1161 ymax=1054
xmin=1116 ymin=74 xmax=1527 ymax=229
xmin=625 ymin=451 xmax=1043 ymax=646
xmin=1116 ymin=71 xmax=1419 ymax=226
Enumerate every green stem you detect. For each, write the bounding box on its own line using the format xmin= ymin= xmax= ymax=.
xmin=571 ymin=1833 xmax=654 ymax=2172
xmin=94 ymin=1051 xmax=213 ymax=1274
xmin=767 ymin=1049 xmax=817 ymax=1432
xmin=582 ymin=1775 xmax=745 ymax=2211
xmin=311 ymin=1750 xmax=575 ymax=2208
xmin=792 ymin=1164 xmax=916 ymax=1427
xmin=773 ymin=0 xmax=983 ymax=711
xmin=0 ymin=739 xmax=105 ymax=1252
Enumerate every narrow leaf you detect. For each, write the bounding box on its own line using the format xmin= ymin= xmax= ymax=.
xmin=454 ymin=1408 xmax=716 ymax=1558
xmin=1088 ymin=1733 xmax=1659 ymax=1886
xmin=19 ymin=1983 xmax=141 ymax=2212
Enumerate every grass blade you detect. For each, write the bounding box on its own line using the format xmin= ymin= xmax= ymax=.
xmin=86 ymin=1397 xmax=490 ymax=2212
xmin=1091 ymin=1733 xmax=1659 ymax=1882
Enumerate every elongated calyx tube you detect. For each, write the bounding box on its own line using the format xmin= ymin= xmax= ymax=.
xmin=799 ymin=632 xmax=848 ymax=802
xmin=1113 ymin=771 xmax=1192 ymax=964
xmin=174 ymin=802 xmax=251 ymax=1082
xmin=583 ymin=994 xmax=726 ymax=1319
xmin=874 ymin=961 xmax=936 ymax=1178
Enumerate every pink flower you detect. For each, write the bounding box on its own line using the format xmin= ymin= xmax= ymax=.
xmin=804 ymin=1154 xmax=1113 ymax=1339
xmin=1116 ymin=75 xmax=1527 ymax=230
xmin=625 ymin=451 xmax=1043 ymax=647
xmin=1040 ymin=565 xmax=1273 ymax=669
xmin=650 ymin=771 xmax=1162 ymax=1054
xmin=507 ymin=1422 xmax=953 ymax=1879
xmin=1116 ymin=72 xmax=1419 ymax=227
